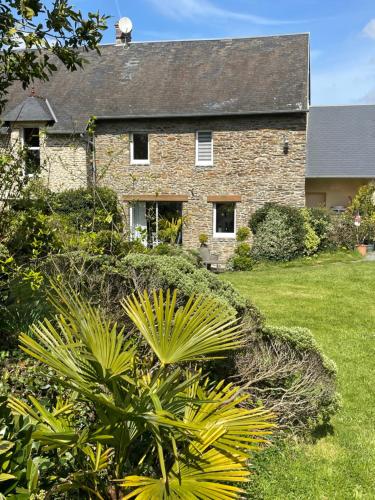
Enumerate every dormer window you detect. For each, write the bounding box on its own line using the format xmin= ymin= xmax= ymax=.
xmin=130 ymin=133 xmax=149 ymax=164
xmin=23 ymin=127 xmax=40 ymax=176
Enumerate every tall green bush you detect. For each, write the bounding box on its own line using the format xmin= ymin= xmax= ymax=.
xmin=349 ymin=182 xmax=375 ymax=217
xmin=50 ymin=186 xmax=122 ymax=231
xmin=251 ymin=209 xmax=302 ymax=261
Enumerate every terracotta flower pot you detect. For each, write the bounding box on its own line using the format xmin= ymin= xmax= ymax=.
xmin=356 ymin=244 xmax=368 ymax=257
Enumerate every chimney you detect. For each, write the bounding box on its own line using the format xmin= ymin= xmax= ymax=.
xmin=115 ymin=23 xmax=124 ymax=45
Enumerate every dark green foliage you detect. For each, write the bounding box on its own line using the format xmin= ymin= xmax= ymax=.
xmin=0 ymin=397 xmax=42 ymax=497
xmin=251 ymin=209 xmax=303 ymax=261
xmin=150 ymin=243 xmax=200 ymax=265
xmin=0 ymin=272 xmax=50 ymax=350
xmin=0 ymin=0 xmax=107 ymax=111
xmin=50 ymin=187 xmax=122 ymax=231
xmin=235 ymin=325 xmax=340 ymax=430
xmin=250 ymin=203 xmax=306 ymax=262
xmin=0 ymin=351 xmax=57 ymax=403
xmin=250 ymin=203 xmax=306 ymax=241
xmin=6 ymin=211 xmax=61 ymax=259
xmin=327 ymin=214 xmax=357 ymax=249
xmin=231 ymin=256 xmax=254 ymax=271
xmin=307 ymin=208 xmax=332 ymax=250
xmin=42 ymin=252 xmax=263 ymax=333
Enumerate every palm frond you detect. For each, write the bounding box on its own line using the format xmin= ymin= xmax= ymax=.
xmin=121 ymin=449 xmax=249 ymax=499
xmin=184 ymin=379 xmax=275 ymax=458
xmin=122 ymin=289 xmax=243 ymax=365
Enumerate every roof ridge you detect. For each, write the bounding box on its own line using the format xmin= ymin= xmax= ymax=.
xmin=100 ymin=32 xmax=309 ymax=47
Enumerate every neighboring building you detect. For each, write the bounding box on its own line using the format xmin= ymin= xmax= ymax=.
xmin=306 ymin=105 xmax=375 ymax=211
xmin=0 ymin=31 xmax=310 ymax=259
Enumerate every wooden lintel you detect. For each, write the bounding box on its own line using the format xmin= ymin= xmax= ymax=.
xmin=207 ymin=195 xmax=242 ymax=203
xmin=123 ymin=194 xmax=189 ymax=202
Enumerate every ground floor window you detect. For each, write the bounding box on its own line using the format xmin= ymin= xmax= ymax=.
xmin=130 ymin=201 xmax=183 ymax=247
xmin=213 ymin=202 xmax=236 ymax=238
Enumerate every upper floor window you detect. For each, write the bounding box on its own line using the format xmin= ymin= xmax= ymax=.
xmin=196 ymin=131 xmax=213 ymax=166
xmin=130 ymin=133 xmax=149 ymax=164
xmin=23 ymin=127 xmax=40 ymax=176
xmin=213 ymin=202 xmax=236 ymax=238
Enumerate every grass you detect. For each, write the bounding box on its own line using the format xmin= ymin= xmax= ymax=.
xmin=222 ymin=251 xmax=375 ymax=499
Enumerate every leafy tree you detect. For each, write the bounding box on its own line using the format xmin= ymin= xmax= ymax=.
xmin=10 ymin=287 xmax=274 ymax=498
xmin=0 ymin=0 xmax=108 ymax=110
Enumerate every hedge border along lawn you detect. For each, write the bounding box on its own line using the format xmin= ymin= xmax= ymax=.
xmin=222 ymin=251 xmax=375 ymax=499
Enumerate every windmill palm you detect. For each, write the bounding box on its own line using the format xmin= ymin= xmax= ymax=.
xmin=10 ymin=286 xmax=274 ymax=499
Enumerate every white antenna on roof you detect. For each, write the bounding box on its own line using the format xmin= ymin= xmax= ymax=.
xmin=118 ymin=17 xmax=133 ymax=42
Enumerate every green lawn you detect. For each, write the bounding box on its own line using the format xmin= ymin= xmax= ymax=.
xmin=222 ymin=252 xmax=375 ymax=499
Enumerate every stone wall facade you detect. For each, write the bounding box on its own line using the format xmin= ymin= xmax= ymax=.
xmin=95 ymin=114 xmax=307 ymax=260
xmin=42 ymin=134 xmax=90 ymax=191
xmin=0 ymin=126 xmax=89 ymax=192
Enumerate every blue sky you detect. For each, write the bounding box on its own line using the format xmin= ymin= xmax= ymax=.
xmin=74 ymin=0 xmax=375 ymax=105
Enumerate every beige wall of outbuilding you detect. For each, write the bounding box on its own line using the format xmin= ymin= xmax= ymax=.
xmin=305 ymin=178 xmax=374 ymax=209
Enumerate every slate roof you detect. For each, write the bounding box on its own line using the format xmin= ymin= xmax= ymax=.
xmin=2 ymin=95 xmax=56 ymax=125
xmin=307 ymin=105 xmax=375 ymax=178
xmin=0 ymin=34 xmax=309 ymax=134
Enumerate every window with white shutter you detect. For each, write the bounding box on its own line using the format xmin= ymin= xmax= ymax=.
xmin=196 ymin=131 xmax=213 ymax=166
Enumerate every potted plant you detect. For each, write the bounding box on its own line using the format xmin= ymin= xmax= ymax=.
xmin=199 ymin=233 xmax=208 ymax=246
xmin=354 ymin=215 xmax=370 ymax=256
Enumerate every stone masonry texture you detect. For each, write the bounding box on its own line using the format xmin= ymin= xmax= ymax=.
xmin=95 ymin=114 xmax=307 ymax=260
xmin=1 ymin=126 xmax=89 ymax=192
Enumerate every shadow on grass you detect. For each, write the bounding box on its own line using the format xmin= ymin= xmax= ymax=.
xmin=311 ymin=422 xmax=335 ymax=442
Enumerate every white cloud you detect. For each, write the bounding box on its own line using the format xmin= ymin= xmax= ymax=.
xmin=147 ymin=0 xmax=305 ymax=26
xmin=363 ymin=19 xmax=375 ymax=40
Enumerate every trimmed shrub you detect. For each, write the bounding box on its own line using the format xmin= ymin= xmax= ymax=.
xmin=228 ymin=242 xmax=254 ymax=271
xmin=42 ymin=252 xmax=263 ymax=333
xmin=236 ymin=226 xmax=251 ymax=242
xmin=150 ymin=243 xmax=200 ymax=266
xmin=250 ymin=202 xmax=306 ymax=243
xmin=251 ymin=209 xmax=302 ymax=261
xmin=231 ymin=255 xmax=254 ymax=271
xmin=235 ymin=325 xmax=340 ymax=431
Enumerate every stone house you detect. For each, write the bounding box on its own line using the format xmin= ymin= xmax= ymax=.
xmin=0 ymin=31 xmax=310 ymax=259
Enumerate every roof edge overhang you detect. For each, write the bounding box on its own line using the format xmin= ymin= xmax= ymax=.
xmin=94 ymin=109 xmax=308 ymax=122
xmin=306 ymin=175 xmax=375 ymax=179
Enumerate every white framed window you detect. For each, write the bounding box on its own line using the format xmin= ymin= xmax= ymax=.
xmin=196 ymin=131 xmax=213 ymax=166
xmin=213 ymin=202 xmax=236 ymax=238
xmin=130 ymin=132 xmax=149 ymax=164
xmin=22 ymin=127 xmax=40 ymax=177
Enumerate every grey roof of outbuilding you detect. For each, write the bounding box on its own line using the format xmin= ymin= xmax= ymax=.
xmin=1 ymin=95 xmax=56 ymax=125
xmin=0 ymin=34 xmax=309 ymax=134
xmin=307 ymin=105 xmax=375 ymax=178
